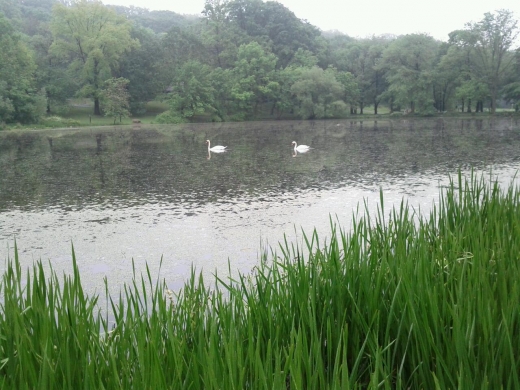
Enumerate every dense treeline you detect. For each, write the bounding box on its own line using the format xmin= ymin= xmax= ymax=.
xmin=0 ymin=0 xmax=519 ymax=125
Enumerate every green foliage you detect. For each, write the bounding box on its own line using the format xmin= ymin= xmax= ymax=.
xmin=338 ymin=37 xmax=390 ymax=114
xmin=110 ymin=5 xmax=196 ymax=34
xmin=0 ymin=12 xmax=42 ymax=124
xmin=335 ymin=70 xmax=360 ymax=111
xmin=225 ymin=0 xmax=321 ymax=68
xmin=291 ymin=66 xmax=344 ymax=119
xmin=165 ymin=60 xmax=216 ymax=120
xmin=50 ymin=0 xmax=139 ymax=115
xmin=117 ymin=26 xmax=163 ymax=115
xmin=453 ymin=9 xmax=519 ymax=113
xmin=31 ymin=30 xmax=78 ymax=115
xmin=154 ymin=110 xmax=187 ymax=124
xmin=230 ymin=42 xmax=278 ymax=117
xmin=201 ymin=0 xmax=249 ymax=69
xmin=502 ymin=81 xmax=520 ymax=110
xmin=381 ymin=34 xmax=439 ymax=114
xmin=287 ymin=48 xmax=318 ymax=68
xmin=455 ymin=80 xmax=489 ymax=111
xmin=267 ymin=66 xmax=300 ymax=118
xmin=2 ymin=0 xmax=519 ymax=122
xmin=160 ymin=26 xmax=207 ymax=82
xmin=1 ymin=173 xmax=520 ymax=387
xmin=101 ymin=78 xmax=131 ymax=124
xmin=207 ymin=67 xmax=233 ymax=120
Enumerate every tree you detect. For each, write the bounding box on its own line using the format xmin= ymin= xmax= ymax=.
xmin=101 ymin=77 xmax=130 ymax=124
xmin=335 ymin=70 xmax=360 ymax=114
xmin=328 ymin=35 xmax=391 ymax=114
xmin=291 ymin=66 xmax=344 ymax=119
xmin=0 ymin=11 xmax=44 ymax=123
xmin=18 ymin=0 xmax=55 ymax=36
xmin=50 ymin=0 xmax=139 ymax=115
xmin=225 ymin=0 xmax=321 ymax=68
xmin=163 ymin=60 xmax=216 ymax=121
xmin=117 ymin=26 xmax=162 ymax=115
xmin=455 ymin=80 xmax=489 ymax=112
xmin=287 ymin=48 xmax=318 ymax=68
xmin=110 ymin=5 xmax=196 ymax=34
xmin=31 ymin=26 xmax=78 ymax=114
xmin=333 ymin=39 xmax=368 ymax=113
xmin=201 ymin=0 xmax=248 ymax=69
xmin=266 ymin=61 xmax=313 ymax=119
xmin=160 ymin=25 xmax=208 ymax=93
xmin=435 ymin=42 xmax=467 ymax=112
xmin=209 ymin=66 xmax=234 ymax=120
xmin=267 ymin=66 xmax=299 ymax=118
xmin=230 ymin=41 xmax=278 ymax=118
xmin=502 ymin=82 xmax=520 ymax=111
xmin=455 ymin=9 xmax=519 ymax=113
xmin=380 ymin=34 xmax=439 ymax=114
xmin=502 ymin=51 xmax=520 ymax=111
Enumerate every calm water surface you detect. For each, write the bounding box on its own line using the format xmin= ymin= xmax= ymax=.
xmin=1 ymin=118 xmax=520 ymax=296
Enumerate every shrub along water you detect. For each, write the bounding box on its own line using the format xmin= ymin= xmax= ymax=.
xmin=1 ymin=172 xmax=519 ymax=388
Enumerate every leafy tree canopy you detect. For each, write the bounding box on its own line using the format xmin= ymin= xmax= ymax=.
xmin=50 ymin=0 xmax=139 ymax=115
xmin=0 ymin=11 xmax=44 ymax=124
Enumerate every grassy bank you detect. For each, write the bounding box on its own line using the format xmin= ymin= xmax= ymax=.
xmin=0 ymin=101 xmax=170 ymax=130
xmin=2 ymin=101 xmax=519 ymax=131
xmin=1 ymin=172 xmax=520 ymax=388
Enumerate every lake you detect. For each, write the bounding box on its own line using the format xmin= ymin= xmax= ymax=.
xmin=1 ymin=118 xmax=520 ymax=297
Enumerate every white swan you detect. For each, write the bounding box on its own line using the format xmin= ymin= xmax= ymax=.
xmin=206 ymin=140 xmax=227 ymax=153
xmin=291 ymin=141 xmax=311 ymax=153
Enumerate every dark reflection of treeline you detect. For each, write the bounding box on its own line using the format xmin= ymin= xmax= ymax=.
xmin=1 ymin=118 xmax=519 ymax=211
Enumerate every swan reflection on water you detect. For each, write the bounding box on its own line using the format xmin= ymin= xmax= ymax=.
xmin=207 ymin=150 xmax=225 ymax=160
xmin=292 ymin=149 xmax=309 ymax=157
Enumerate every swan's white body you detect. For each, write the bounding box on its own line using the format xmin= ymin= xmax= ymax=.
xmin=206 ymin=140 xmax=227 ymax=153
xmin=291 ymin=141 xmax=311 ymax=153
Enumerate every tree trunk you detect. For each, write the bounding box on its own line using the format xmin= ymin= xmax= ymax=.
xmin=467 ymin=99 xmax=471 ymax=113
xmin=94 ymin=97 xmax=101 ymax=116
xmin=490 ymin=87 xmax=497 ymax=114
xmin=93 ymin=59 xmax=101 ymax=116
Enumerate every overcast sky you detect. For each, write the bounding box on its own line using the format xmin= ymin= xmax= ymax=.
xmin=102 ymin=0 xmax=520 ymax=42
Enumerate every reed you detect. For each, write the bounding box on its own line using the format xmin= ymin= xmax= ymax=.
xmin=1 ymin=172 xmax=519 ymax=388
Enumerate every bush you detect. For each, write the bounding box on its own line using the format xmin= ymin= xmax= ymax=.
xmin=154 ymin=110 xmax=186 ymax=124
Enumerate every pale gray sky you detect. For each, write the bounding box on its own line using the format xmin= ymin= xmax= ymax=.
xmin=102 ymin=0 xmax=520 ymax=41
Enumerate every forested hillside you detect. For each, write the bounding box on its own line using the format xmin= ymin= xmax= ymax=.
xmin=0 ymin=0 xmax=519 ymax=125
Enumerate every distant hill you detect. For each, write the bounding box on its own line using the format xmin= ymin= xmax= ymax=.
xmin=108 ymin=5 xmax=200 ymax=34
xmin=0 ymin=0 xmax=198 ymax=36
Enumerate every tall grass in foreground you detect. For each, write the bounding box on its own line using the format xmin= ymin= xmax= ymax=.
xmin=1 ymin=173 xmax=520 ymax=389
